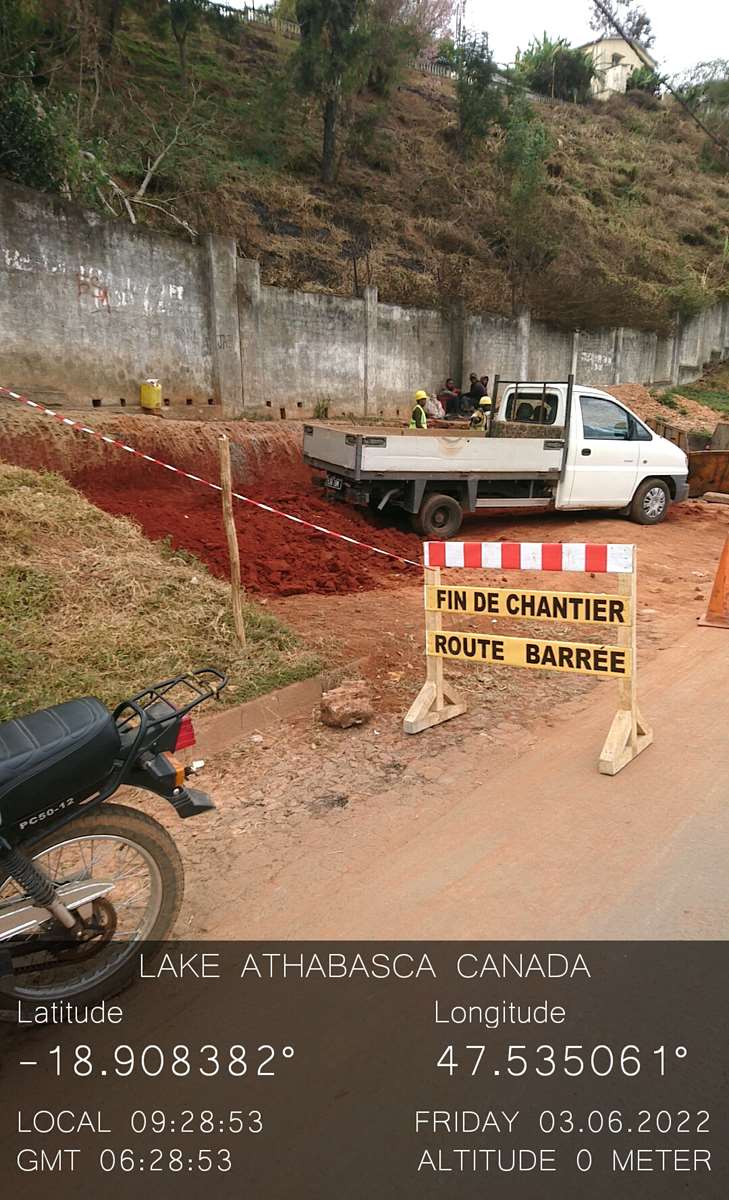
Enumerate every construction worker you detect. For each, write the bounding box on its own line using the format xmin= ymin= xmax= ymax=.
xmin=410 ymin=390 xmax=428 ymax=430
xmin=469 ymin=393 xmax=492 ymax=432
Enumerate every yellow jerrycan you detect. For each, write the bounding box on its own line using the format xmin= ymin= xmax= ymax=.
xmin=140 ymin=378 xmax=162 ymax=412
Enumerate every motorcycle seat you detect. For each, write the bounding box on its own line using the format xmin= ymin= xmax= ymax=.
xmin=0 ymin=698 xmax=121 ymax=829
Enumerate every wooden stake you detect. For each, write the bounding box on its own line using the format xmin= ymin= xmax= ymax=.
xmin=219 ymin=434 xmax=247 ymax=651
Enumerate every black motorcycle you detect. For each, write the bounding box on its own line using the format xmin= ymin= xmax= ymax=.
xmin=0 ymin=669 xmax=226 ymax=1014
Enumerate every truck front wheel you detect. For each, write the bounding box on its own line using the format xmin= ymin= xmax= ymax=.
xmin=629 ymin=478 xmax=670 ymax=524
xmin=414 ymin=493 xmax=463 ymax=539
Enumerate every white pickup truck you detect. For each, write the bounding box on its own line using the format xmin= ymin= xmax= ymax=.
xmin=302 ymin=376 xmax=690 ymax=538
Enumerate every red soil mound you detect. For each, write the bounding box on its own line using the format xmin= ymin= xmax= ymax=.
xmin=0 ymin=410 xmax=420 ymax=595
xmin=79 ymin=474 xmax=419 ymax=595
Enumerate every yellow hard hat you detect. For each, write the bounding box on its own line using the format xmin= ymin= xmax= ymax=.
xmin=414 ymin=390 xmax=428 ymax=402
xmin=479 ymin=395 xmax=492 ymax=407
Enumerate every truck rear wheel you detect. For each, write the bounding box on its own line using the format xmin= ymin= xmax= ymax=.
xmin=629 ymin=479 xmax=670 ymax=524
xmin=414 ymin=493 xmax=463 ymax=539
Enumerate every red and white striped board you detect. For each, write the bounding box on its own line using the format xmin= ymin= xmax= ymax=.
xmin=424 ymin=541 xmax=635 ymax=574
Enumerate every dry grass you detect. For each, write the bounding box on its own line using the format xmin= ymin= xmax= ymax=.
xmin=0 ymin=466 xmax=321 ymax=722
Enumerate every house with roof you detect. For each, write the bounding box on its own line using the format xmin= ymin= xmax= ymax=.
xmin=579 ymin=36 xmax=659 ymax=99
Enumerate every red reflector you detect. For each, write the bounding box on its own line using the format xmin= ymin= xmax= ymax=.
xmin=174 ymin=715 xmax=196 ymax=751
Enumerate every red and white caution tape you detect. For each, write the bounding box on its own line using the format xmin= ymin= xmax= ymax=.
xmin=0 ymin=387 xmax=421 ymax=568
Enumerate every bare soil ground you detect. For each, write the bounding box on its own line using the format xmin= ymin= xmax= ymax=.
xmin=131 ymin=499 xmax=729 ymax=937
xmin=3 ymin=402 xmax=729 ymax=936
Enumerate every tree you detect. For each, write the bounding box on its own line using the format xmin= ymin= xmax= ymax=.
xmin=0 ymin=78 xmax=65 ymax=190
xmin=391 ymin=0 xmax=455 ymax=39
xmin=498 ymin=97 xmax=554 ymax=312
xmin=589 ymin=1 xmax=655 ymax=49
xmin=167 ymin=0 xmax=205 ymax=84
xmin=97 ymin=0 xmax=127 ymax=59
xmin=674 ymin=60 xmax=729 ymax=172
xmin=455 ymin=32 xmax=502 ymax=158
xmin=0 ymin=72 xmax=102 ymax=200
xmin=294 ymin=0 xmax=370 ymax=183
xmin=365 ymin=0 xmax=423 ymax=95
xmin=514 ymin=33 xmax=596 ymax=103
xmin=674 ymin=59 xmax=729 ymax=106
xmin=0 ymin=1 xmax=83 ymax=195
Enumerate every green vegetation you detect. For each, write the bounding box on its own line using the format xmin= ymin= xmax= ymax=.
xmin=499 ymin=98 xmax=553 ymax=310
xmin=658 ymin=383 xmax=729 ymax=417
xmin=675 ymin=60 xmax=729 ymax=174
xmin=454 ymin=33 xmax=501 ymax=158
xmin=626 ymin=65 xmax=660 ymax=95
xmin=656 ymin=394 xmax=687 ymax=415
xmin=294 ymin=0 xmax=370 ymax=183
xmin=0 ymin=0 xmax=97 ymax=198
xmin=514 ymin=34 xmax=596 ymax=104
xmin=0 ymin=466 xmax=321 ymax=722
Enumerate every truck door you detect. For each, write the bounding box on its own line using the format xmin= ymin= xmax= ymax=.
xmin=565 ymin=393 xmax=640 ymax=508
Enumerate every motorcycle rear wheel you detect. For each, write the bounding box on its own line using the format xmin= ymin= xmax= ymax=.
xmin=0 ymin=803 xmax=183 ymax=1017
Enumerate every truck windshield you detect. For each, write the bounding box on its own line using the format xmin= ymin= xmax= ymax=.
xmin=505 ymin=392 xmax=559 ymax=425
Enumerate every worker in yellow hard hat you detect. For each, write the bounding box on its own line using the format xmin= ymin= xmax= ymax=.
xmin=469 ymin=392 xmax=492 ymax=432
xmin=409 ymin=390 xmax=429 ymax=430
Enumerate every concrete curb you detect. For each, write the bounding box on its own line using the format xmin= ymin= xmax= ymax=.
xmin=194 ymin=658 xmax=372 ymax=756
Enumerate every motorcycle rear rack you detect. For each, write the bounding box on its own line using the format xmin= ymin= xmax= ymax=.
xmin=114 ymin=668 xmax=228 ymax=737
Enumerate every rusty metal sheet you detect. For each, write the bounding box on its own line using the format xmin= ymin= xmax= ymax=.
xmin=689 ymin=451 xmax=729 ymax=497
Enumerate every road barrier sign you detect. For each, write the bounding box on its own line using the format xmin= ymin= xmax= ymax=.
xmin=404 ymin=541 xmax=652 ymax=776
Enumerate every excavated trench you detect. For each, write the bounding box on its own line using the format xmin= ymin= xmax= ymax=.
xmin=0 ymin=410 xmax=420 ymax=596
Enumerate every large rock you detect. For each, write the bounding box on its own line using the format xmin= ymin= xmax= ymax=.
xmin=320 ymin=680 xmax=374 ymax=729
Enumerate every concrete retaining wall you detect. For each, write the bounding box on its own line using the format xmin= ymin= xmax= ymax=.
xmin=375 ymin=300 xmax=452 ymax=414
xmin=528 ymin=322 xmax=573 ymax=381
xmin=0 ymin=182 xmax=218 ymax=411
xmin=464 ymin=313 xmax=522 ymax=384
xmin=1 ymin=179 xmax=728 ymax=419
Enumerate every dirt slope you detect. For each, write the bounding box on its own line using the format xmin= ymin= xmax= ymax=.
xmin=26 ymin=11 xmax=729 ymax=333
xmin=609 ymin=384 xmax=725 ymax=433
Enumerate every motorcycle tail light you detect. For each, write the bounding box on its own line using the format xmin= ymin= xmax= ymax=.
xmin=174 ymin=715 xmax=196 ymax=751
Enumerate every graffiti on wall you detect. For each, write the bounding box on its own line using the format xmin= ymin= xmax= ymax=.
xmin=2 ymin=248 xmax=186 ymax=315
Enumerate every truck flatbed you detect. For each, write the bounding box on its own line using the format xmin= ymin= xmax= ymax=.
xmin=303 ymin=421 xmax=566 ymax=480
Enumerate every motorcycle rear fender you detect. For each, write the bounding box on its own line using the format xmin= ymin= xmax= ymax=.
xmin=128 ymin=753 xmax=216 ymax=819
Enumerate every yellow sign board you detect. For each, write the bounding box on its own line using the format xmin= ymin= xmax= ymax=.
xmin=427 ymin=630 xmax=632 ymax=677
xmin=425 ymin=585 xmax=630 ymax=626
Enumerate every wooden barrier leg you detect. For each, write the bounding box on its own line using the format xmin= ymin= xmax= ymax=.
xmin=598 ymin=558 xmax=653 ymax=775
xmin=403 ymin=566 xmax=467 ymax=734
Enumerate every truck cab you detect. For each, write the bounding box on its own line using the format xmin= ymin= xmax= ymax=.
xmin=494 ymin=380 xmax=689 ymax=518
